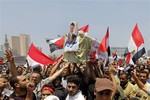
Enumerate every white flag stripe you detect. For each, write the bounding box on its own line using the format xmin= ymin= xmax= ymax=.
xmin=50 ymin=38 xmax=62 ymax=43
xmin=26 ymin=55 xmax=43 ymax=68
xmin=128 ymin=37 xmax=137 ymax=53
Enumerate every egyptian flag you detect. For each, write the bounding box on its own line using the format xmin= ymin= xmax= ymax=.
xmin=0 ymin=60 xmax=3 ymax=65
xmin=98 ymin=27 xmax=111 ymax=60
xmin=27 ymin=43 xmax=55 ymax=67
xmin=127 ymin=24 xmax=146 ymax=64
xmin=78 ymin=25 xmax=89 ymax=36
xmin=112 ymin=50 xmax=117 ymax=60
xmin=49 ymin=37 xmax=65 ymax=53
xmin=125 ymin=52 xmax=131 ymax=63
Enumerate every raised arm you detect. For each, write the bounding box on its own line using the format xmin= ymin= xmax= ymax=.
xmin=49 ymin=56 xmax=63 ymax=76
xmin=5 ymin=50 xmax=17 ymax=75
xmin=131 ymin=70 xmax=149 ymax=94
xmin=49 ymin=62 xmax=69 ymax=82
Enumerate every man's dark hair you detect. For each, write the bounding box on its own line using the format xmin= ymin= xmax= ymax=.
xmin=67 ymin=75 xmax=81 ymax=86
xmin=139 ymin=70 xmax=149 ymax=77
xmin=70 ymin=23 xmax=75 ymax=26
xmin=9 ymin=74 xmax=20 ymax=89
xmin=32 ymin=71 xmax=43 ymax=79
xmin=119 ymin=72 xmax=129 ymax=79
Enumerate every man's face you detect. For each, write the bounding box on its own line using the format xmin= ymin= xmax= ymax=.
xmin=41 ymin=90 xmax=53 ymax=100
xmin=95 ymin=90 xmax=112 ymax=100
xmin=119 ymin=74 xmax=128 ymax=87
xmin=30 ymin=73 xmax=41 ymax=85
xmin=70 ymin=25 xmax=75 ymax=33
xmin=17 ymin=75 xmax=29 ymax=89
xmin=62 ymin=67 xmax=69 ymax=77
xmin=67 ymin=82 xmax=79 ymax=96
xmin=53 ymin=78 xmax=61 ymax=87
xmin=0 ymin=78 xmax=8 ymax=88
xmin=17 ymin=67 xmax=23 ymax=75
xmin=139 ymin=73 xmax=148 ymax=84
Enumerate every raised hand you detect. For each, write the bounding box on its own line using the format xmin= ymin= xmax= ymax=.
xmin=4 ymin=50 xmax=14 ymax=63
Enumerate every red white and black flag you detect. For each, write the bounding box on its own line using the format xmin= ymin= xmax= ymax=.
xmin=27 ymin=43 xmax=55 ymax=67
xmin=78 ymin=25 xmax=89 ymax=36
xmin=98 ymin=27 xmax=111 ymax=66
xmin=49 ymin=37 xmax=65 ymax=53
xmin=126 ymin=24 xmax=146 ymax=64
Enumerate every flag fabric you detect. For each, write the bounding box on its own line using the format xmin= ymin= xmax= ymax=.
xmin=49 ymin=37 xmax=65 ymax=53
xmin=0 ymin=60 xmax=3 ymax=65
xmin=127 ymin=24 xmax=146 ymax=64
xmin=98 ymin=27 xmax=110 ymax=67
xmin=27 ymin=43 xmax=55 ymax=67
xmin=125 ymin=52 xmax=131 ymax=63
xmin=87 ymin=37 xmax=100 ymax=62
xmin=112 ymin=50 xmax=117 ymax=60
xmin=78 ymin=25 xmax=89 ymax=36
xmin=98 ymin=27 xmax=110 ymax=60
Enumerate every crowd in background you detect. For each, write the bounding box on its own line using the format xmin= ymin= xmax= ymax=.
xmin=0 ymin=50 xmax=150 ymax=100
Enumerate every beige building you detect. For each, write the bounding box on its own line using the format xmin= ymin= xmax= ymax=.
xmin=20 ymin=34 xmax=30 ymax=56
xmin=10 ymin=36 xmax=21 ymax=56
xmin=9 ymin=34 xmax=31 ymax=56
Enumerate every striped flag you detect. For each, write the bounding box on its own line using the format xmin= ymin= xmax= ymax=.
xmin=98 ymin=27 xmax=110 ymax=60
xmin=78 ymin=25 xmax=89 ymax=36
xmin=27 ymin=43 xmax=55 ymax=67
xmin=126 ymin=24 xmax=146 ymax=64
xmin=98 ymin=27 xmax=110 ymax=66
xmin=49 ymin=37 xmax=65 ymax=53
xmin=112 ymin=50 xmax=117 ymax=60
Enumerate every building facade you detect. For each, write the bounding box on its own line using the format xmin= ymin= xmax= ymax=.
xmin=20 ymin=34 xmax=31 ymax=56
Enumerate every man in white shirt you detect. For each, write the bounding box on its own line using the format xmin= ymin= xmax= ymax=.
xmin=65 ymin=75 xmax=85 ymax=100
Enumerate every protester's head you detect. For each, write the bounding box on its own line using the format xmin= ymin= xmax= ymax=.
xmin=62 ymin=62 xmax=69 ymax=77
xmin=0 ymin=77 xmax=8 ymax=89
xmin=139 ymin=70 xmax=149 ymax=84
xmin=147 ymin=58 xmax=150 ymax=64
xmin=41 ymin=84 xmax=55 ymax=100
xmin=119 ymin=72 xmax=129 ymax=87
xmin=30 ymin=71 xmax=43 ymax=86
xmin=45 ymin=66 xmax=52 ymax=77
xmin=9 ymin=74 xmax=29 ymax=90
xmin=52 ymin=76 xmax=62 ymax=87
xmin=32 ymin=64 xmax=42 ymax=72
xmin=139 ymin=64 xmax=145 ymax=71
xmin=94 ymin=78 xmax=113 ymax=100
xmin=67 ymin=75 xmax=81 ymax=96
xmin=44 ymin=95 xmax=59 ymax=100
xmin=70 ymin=22 xmax=76 ymax=33
xmin=16 ymin=66 xmax=23 ymax=75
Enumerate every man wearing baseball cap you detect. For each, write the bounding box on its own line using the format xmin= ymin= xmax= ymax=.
xmin=94 ymin=78 xmax=114 ymax=100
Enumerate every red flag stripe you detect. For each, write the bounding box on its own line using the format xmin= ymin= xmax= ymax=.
xmin=78 ymin=25 xmax=89 ymax=33
xmin=131 ymin=24 xmax=144 ymax=48
xmin=50 ymin=37 xmax=64 ymax=48
xmin=99 ymin=27 xmax=109 ymax=52
xmin=28 ymin=43 xmax=54 ymax=65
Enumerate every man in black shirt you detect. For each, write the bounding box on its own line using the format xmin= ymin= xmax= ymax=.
xmin=9 ymin=74 xmax=36 ymax=100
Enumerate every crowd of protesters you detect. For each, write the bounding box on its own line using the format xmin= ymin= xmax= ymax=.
xmin=0 ymin=22 xmax=150 ymax=100
xmin=0 ymin=50 xmax=150 ymax=100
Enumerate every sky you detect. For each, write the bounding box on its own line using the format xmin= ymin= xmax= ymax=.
xmin=0 ymin=0 xmax=150 ymax=55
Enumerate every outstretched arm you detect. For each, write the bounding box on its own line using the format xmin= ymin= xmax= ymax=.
xmin=132 ymin=70 xmax=150 ymax=95
xmin=5 ymin=50 xmax=17 ymax=75
xmin=50 ymin=57 xmax=63 ymax=76
xmin=49 ymin=62 xmax=69 ymax=82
